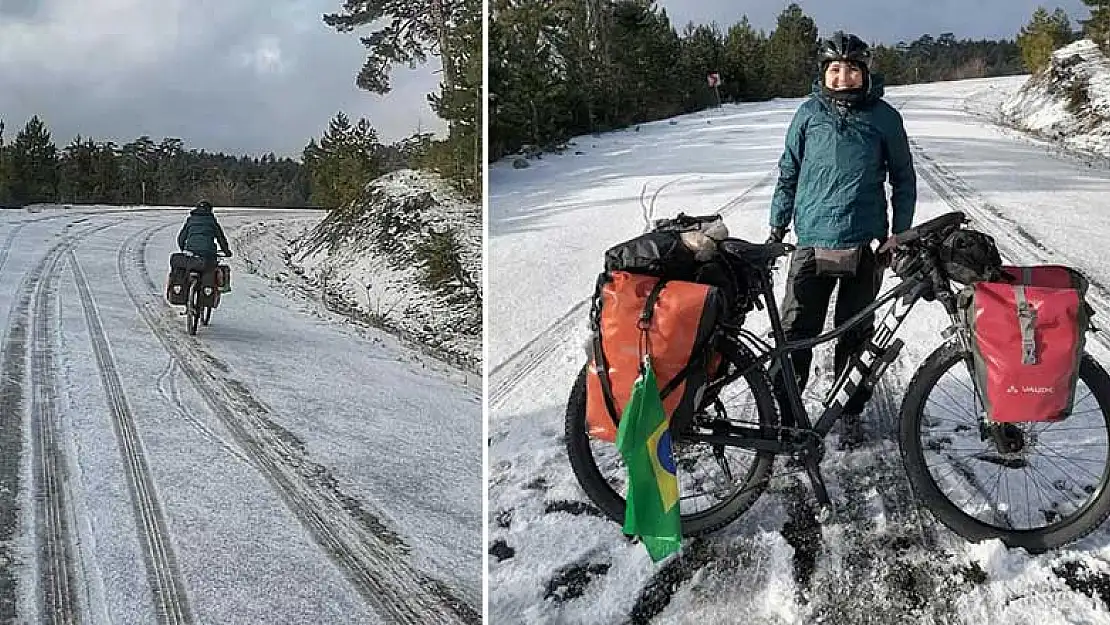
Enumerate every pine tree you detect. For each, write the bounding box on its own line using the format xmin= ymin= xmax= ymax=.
xmin=9 ymin=116 xmax=58 ymax=204
xmin=1018 ymin=7 xmax=1074 ymax=72
xmin=325 ymin=0 xmax=481 ymax=197
xmin=303 ymin=112 xmax=388 ymax=209
xmin=765 ymin=4 xmax=819 ymax=98
xmin=424 ymin=0 xmax=482 ymax=198
xmin=677 ymin=22 xmax=724 ymax=111
xmin=723 ymin=17 xmax=769 ymax=100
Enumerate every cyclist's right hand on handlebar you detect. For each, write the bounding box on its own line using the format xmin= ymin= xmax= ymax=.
xmin=766 ymin=226 xmax=788 ymax=245
xmin=220 ymin=250 xmax=232 ymax=258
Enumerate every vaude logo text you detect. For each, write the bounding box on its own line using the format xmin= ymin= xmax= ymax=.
xmin=1007 ymin=385 xmax=1054 ymax=394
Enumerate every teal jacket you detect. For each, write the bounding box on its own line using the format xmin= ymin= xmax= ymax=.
xmin=769 ymin=73 xmax=916 ymax=248
xmin=177 ymin=206 xmax=229 ymax=259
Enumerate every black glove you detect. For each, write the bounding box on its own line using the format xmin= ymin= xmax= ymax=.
xmin=221 ymin=249 xmax=233 ymax=258
xmin=766 ymin=226 xmax=788 ymax=244
xmin=875 ymin=237 xmax=892 ymax=270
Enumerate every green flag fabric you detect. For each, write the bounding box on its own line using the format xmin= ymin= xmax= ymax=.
xmin=615 ymin=359 xmax=682 ymax=562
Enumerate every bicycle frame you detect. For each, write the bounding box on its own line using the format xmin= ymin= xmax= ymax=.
xmin=675 ymin=261 xmax=972 ymax=509
xmin=685 ymin=261 xmax=968 ymax=454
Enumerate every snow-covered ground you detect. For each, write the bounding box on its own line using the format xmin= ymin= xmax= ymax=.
xmin=0 ymin=205 xmax=481 ymax=624
xmin=488 ymin=71 xmax=1110 ymax=623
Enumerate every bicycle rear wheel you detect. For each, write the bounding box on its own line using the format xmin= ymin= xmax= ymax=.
xmin=900 ymin=341 xmax=1110 ymax=553
xmin=565 ymin=340 xmax=779 ymax=536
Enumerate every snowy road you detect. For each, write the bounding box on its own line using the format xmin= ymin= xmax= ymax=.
xmin=489 ymin=76 xmax=1110 ymax=624
xmin=0 ymin=207 xmax=481 ymax=624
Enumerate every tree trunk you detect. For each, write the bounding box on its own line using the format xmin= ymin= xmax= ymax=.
xmin=432 ymin=0 xmax=456 ymax=93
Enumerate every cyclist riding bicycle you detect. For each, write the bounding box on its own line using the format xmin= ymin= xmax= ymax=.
xmin=177 ymin=200 xmax=232 ymax=295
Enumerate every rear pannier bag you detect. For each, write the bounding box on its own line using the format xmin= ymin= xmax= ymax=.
xmin=166 ymin=253 xmax=195 ymax=305
xmin=166 ymin=253 xmax=208 ymax=305
xmin=960 ymin=265 xmax=1091 ymax=423
xmin=586 ymin=271 xmax=723 ymax=442
xmin=165 ymin=271 xmax=187 ymax=305
xmin=216 ymin=264 xmax=231 ymax=293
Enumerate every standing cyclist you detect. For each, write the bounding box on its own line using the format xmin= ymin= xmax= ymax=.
xmin=177 ymin=200 xmax=232 ymax=294
xmin=766 ymin=32 xmax=917 ymax=436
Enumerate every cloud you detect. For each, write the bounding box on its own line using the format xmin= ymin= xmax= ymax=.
xmin=235 ymin=36 xmax=288 ymax=75
xmin=655 ymin=0 xmax=1092 ymax=44
xmin=0 ymin=0 xmax=445 ymax=158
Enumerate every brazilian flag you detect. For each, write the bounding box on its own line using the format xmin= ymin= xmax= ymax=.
xmin=616 ymin=359 xmax=682 ymax=562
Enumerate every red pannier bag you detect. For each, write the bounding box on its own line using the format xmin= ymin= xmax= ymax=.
xmin=585 ymin=271 xmax=723 ymax=442
xmin=961 ymin=265 xmax=1091 ymax=423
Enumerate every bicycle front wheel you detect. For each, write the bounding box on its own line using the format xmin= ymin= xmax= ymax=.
xmin=900 ymin=341 xmax=1110 ymax=553
xmin=565 ymin=343 xmax=778 ymax=536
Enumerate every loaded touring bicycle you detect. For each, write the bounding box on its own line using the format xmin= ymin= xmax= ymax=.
xmin=166 ymin=250 xmax=232 ymax=335
xmin=566 ymin=210 xmax=1110 ymax=553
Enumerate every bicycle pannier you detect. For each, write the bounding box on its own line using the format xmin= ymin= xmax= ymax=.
xmin=586 ymin=270 xmax=723 ymax=442
xmin=960 ymin=265 xmax=1091 ymax=422
xmin=216 ymin=264 xmax=231 ymax=293
xmin=165 ymin=253 xmax=195 ymax=305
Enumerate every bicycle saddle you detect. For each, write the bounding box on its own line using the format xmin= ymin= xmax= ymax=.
xmin=719 ymin=238 xmax=794 ymax=267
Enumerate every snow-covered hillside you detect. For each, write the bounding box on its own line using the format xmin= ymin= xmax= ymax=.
xmin=999 ymin=39 xmax=1110 ymax=159
xmin=488 ymin=74 xmax=1110 ymax=624
xmin=233 ymin=169 xmax=481 ymax=375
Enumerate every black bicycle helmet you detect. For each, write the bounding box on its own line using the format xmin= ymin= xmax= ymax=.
xmin=818 ymin=31 xmax=872 ymax=69
xmin=194 ymin=199 xmax=213 ymax=213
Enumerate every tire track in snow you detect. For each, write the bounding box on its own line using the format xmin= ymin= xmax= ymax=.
xmin=909 ymin=136 xmax=1110 ymax=599
xmin=908 ymin=136 xmax=1110 ymax=345
xmin=0 ymin=219 xmax=119 ymax=624
xmin=0 ymin=223 xmax=25 ymax=277
xmin=30 ymin=245 xmax=80 ymax=625
xmin=118 ymin=223 xmax=478 ymax=624
xmin=68 ymin=250 xmax=195 ymax=625
xmin=0 ymin=214 xmax=83 ymax=278
xmin=0 ymin=238 xmax=48 ymax=623
xmin=488 ymin=167 xmax=780 ymax=410
xmin=0 ymin=232 xmax=81 ymax=623
xmin=155 ymin=359 xmax=252 ymax=466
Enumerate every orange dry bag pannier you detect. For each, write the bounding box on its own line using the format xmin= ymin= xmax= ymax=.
xmin=585 ymin=271 xmax=723 ymax=442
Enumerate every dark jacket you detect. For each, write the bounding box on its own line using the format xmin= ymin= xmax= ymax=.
xmin=769 ymin=72 xmax=916 ymax=248
xmin=177 ymin=206 xmax=229 ymax=259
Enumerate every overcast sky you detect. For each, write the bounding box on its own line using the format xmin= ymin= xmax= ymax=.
xmin=656 ymin=0 xmax=1091 ymax=45
xmin=0 ymin=0 xmax=445 ymax=159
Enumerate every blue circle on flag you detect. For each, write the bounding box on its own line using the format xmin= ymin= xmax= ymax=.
xmin=655 ymin=430 xmax=676 ymax=474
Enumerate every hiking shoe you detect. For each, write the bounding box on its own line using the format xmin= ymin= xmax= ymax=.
xmin=837 ymin=412 xmax=866 ymax=451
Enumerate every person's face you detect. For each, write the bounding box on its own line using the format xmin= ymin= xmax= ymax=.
xmin=824 ymin=61 xmax=864 ymax=90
